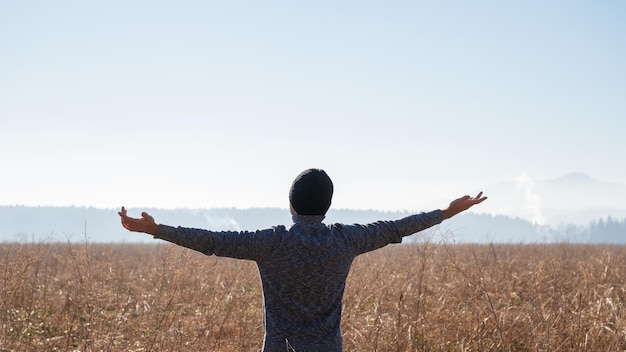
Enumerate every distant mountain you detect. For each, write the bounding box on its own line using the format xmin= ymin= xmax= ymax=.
xmin=539 ymin=172 xmax=626 ymax=208
xmin=481 ymin=173 xmax=626 ymax=225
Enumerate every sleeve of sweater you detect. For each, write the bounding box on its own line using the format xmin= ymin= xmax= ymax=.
xmin=154 ymin=224 xmax=284 ymax=261
xmin=342 ymin=210 xmax=444 ymax=255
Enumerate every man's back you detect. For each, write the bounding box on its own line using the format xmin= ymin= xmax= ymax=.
xmin=257 ymin=215 xmax=355 ymax=351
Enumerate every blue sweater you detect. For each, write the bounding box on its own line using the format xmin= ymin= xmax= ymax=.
xmin=156 ymin=210 xmax=443 ymax=351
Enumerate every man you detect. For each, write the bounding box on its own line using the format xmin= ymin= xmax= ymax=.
xmin=119 ymin=168 xmax=487 ymax=351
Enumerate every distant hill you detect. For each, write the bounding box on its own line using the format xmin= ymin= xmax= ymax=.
xmin=1 ymin=205 xmax=625 ymax=244
xmin=481 ymin=173 xmax=626 ymax=225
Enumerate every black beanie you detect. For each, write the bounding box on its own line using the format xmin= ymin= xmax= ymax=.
xmin=289 ymin=168 xmax=334 ymax=215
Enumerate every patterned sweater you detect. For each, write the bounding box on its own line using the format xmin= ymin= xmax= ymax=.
xmin=155 ymin=210 xmax=443 ymax=352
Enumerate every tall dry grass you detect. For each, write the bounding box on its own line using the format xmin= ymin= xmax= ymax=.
xmin=1 ymin=241 xmax=625 ymax=351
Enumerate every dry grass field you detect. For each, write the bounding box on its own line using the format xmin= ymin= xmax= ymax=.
xmin=1 ymin=240 xmax=625 ymax=351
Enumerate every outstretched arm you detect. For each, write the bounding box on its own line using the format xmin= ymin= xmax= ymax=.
xmin=441 ymin=192 xmax=487 ymax=220
xmin=118 ymin=207 xmax=159 ymax=235
xmin=118 ymin=206 xmax=279 ymax=260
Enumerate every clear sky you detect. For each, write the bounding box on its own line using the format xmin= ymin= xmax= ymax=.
xmin=1 ymin=1 xmax=625 ymax=214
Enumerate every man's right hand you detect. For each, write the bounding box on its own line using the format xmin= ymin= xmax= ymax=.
xmin=118 ymin=206 xmax=159 ymax=235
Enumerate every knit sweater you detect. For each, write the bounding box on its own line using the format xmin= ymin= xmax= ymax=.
xmin=155 ymin=210 xmax=443 ymax=351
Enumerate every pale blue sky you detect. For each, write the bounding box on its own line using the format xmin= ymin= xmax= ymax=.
xmin=1 ymin=1 xmax=625 ymax=214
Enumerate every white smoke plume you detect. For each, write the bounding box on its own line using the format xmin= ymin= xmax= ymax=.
xmin=514 ymin=173 xmax=546 ymax=225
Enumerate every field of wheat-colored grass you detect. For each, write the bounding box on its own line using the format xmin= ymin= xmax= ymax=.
xmin=1 ymin=240 xmax=625 ymax=351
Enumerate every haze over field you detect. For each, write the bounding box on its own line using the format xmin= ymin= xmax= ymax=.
xmin=2 ymin=172 xmax=626 ymax=243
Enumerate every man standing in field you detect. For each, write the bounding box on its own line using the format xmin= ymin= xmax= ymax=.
xmin=118 ymin=168 xmax=487 ymax=352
